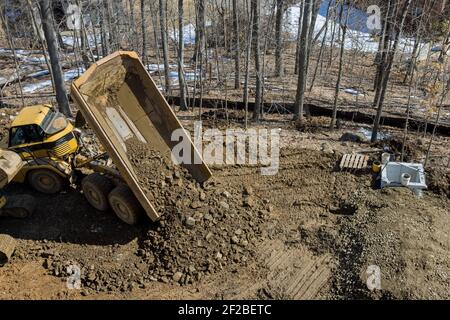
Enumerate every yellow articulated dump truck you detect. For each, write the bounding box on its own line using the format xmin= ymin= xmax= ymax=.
xmin=1 ymin=51 xmax=209 ymax=262
xmin=0 ymin=51 xmax=211 ymax=226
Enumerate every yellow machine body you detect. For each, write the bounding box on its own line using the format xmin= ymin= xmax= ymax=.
xmin=7 ymin=105 xmax=78 ymax=161
xmin=5 ymin=105 xmax=78 ymax=183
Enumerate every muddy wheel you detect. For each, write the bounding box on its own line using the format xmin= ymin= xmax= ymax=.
xmin=0 ymin=234 xmax=16 ymax=266
xmin=82 ymin=173 xmax=114 ymax=211
xmin=28 ymin=169 xmax=64 ymax=194
xmin=108 ymin=185 xmax=143 ymax=225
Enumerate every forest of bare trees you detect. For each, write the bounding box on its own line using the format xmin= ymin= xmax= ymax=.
xmin=1 ymin=0 xmax=450 ymax=145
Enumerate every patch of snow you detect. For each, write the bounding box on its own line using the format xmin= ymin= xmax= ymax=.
xmin=168 ymin=71 xmax=179 ymax=78
xmin=61 ymin=34 xmax=97 ymax=47
xmin=22 ymin=67 xmax=85 ymax=93
xmin=147 ymin=63 xmax=165 ymax=71
xmin=23 ymin=56 xmax=46 ymax=64
xmin=63 ymin=67 xmax=86 ymax=81
xmin=167 ymin=71 xmax=199 ymax=81
xmin=23 ymin=80 xmax=52 ymax=93
xmin=343 ymin=88 xmax=364 ymax=96
xmin=283 ymin=0 xmax=430 ymax=55
xmin=28 ymin=70 xmax=50 ymax=78
xmin=359 ymin=127 xmax=389 ymax=140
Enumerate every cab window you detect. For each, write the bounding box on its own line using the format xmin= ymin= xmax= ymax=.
xmin=9 ymin=125 xmax=44 ymax=147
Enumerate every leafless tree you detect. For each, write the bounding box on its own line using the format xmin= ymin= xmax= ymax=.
xmin=39 ymin=0 xmax=71 ymax=116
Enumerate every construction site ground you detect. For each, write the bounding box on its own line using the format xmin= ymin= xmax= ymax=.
xmin=0 ymin=111 xmax=449 ymax=300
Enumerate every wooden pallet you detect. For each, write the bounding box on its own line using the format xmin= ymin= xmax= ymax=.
xmin=339 ymin=153 xmax=369 ymax=171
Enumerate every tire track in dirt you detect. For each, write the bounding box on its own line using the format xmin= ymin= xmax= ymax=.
xmin=259 ymin=240 xmax=333 ymax=300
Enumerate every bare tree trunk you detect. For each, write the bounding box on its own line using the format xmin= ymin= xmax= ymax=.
xmin=103 ymin=0 xmax=114 ymax=51
xmin=306 ymin=0 xmax=320 ymax=71
xmin=26 ymin=0 xmax=55 ymax=92
xmin=129 ymin=0 xmax=137 ymax=50
xmin=424 ymin=86 xmax=448 ymax=167
xmin=309 ymin=0 xmax=332 ymax=91
xmin=39 ymin=0 xmax=71 ymax=116
xmin=243 ymin=0 xmax=254 ymax=129
xmin=401 ymin=69 xmax=417 ymax=162
xmin=371 ymin=0 xmax=412 ymax=142
xmin=274 ymin=0 xmax=284 ymax=77
xmin=232 ymin=0 xmax=241 ymax=89
xmin=403 ymin=34 xmax=420 ymax=84
xmin=178 ymin=0 xmax=187 ymax=110
xmin=294 ymin=1 xmax=304 ymax=75
xmin=193 ymin=0 xmax=205 ymax=62
xmin=251 ymin=0 xmax=262 ymax=121
xmin=160 ymin=0 xmax=171 ymax=93
xmin=100 ymin=0 xmax=109 ymax=56
xmin=149 ymin=2 xmax=163 ymax=83
xmin=293 ymin=0 xmax=312 ymax=122
xmin=140 ymin=0 xmax=147 ymax=65
xmin=330 ymin=1 xmax=350 ymax=129
xmin=0 ymin=7 xmax=25 ymax=107
xmin=374 ymin=0 xmax=392 ymax=93
xmin=260 ymin=0 xmax=276 ymax=120
xmin=76 ymin=0 xmax=94 ymax=68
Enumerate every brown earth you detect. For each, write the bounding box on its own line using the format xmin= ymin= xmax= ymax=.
xmin=0 ymin=116 xmax=449 ymax=300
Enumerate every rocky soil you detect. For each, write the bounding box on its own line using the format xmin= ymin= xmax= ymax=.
xmin=0 ymin=117 xmax=449 ymax=299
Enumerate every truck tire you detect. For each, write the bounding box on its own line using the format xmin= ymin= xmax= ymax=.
xmin=108 ymin=185 xmax=143 ymax=225
xmin=28 ymin=169 xmax=64 ymax=194
xmin=0 ymin=234 xmax=16 ymax=266
xmin=82 ymin=173 xmax=114 ymax=211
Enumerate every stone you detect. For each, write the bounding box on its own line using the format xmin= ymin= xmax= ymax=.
xmin=185 ymin=217 xmax=196 ymax=228
xmin=193 ymin=212 xmax=204 ymax=220
xmin=231 ymin=235 xmax=240 ymax=244
xmin=244 ymin=196 xmax=256 ymax=208
xmin=173 ymin=272 xmax=183 ymax=283
xmin=321 ymin=142 xmax=334 ymax=155
xmin=190 ymin=201 xmax=203 ymax=209
xmin=219 ymin=201 xmax=230 ymax=211
xmin=340 ymin=132 xmax=368 ymax=143
xmin=222 ymin=191 xmax=232 ymax=198
xmin=243 ymin=186 xmax=253 ymax=195
xmin=205 ymin=232 xmax=213 ymax=241
xmin=160 ymin=276 xmax=170 ymax=284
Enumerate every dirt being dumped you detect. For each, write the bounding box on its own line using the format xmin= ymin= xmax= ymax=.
xmin=35 ymin=139 xmax=269 ymax=292
xmin=125 ymin=139 xmax=269 ymax=285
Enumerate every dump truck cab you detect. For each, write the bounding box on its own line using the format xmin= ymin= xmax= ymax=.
xmin=6 ymin=105 xmax=78 ymax=194
xmin=8 ymin=105 xmax=78 ymax=160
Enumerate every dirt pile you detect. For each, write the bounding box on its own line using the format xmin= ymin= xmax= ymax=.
xmin=126 ymin=139 xmax=269 ymax=285
xmin=426 ymin=166 xmax=450 ymax=198
xmin=32 ymin=138 xmax=270 ymax=292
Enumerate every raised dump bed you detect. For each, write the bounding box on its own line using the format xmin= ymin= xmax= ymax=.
xmin=71 ymin=51 xmax=212 ymax=221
